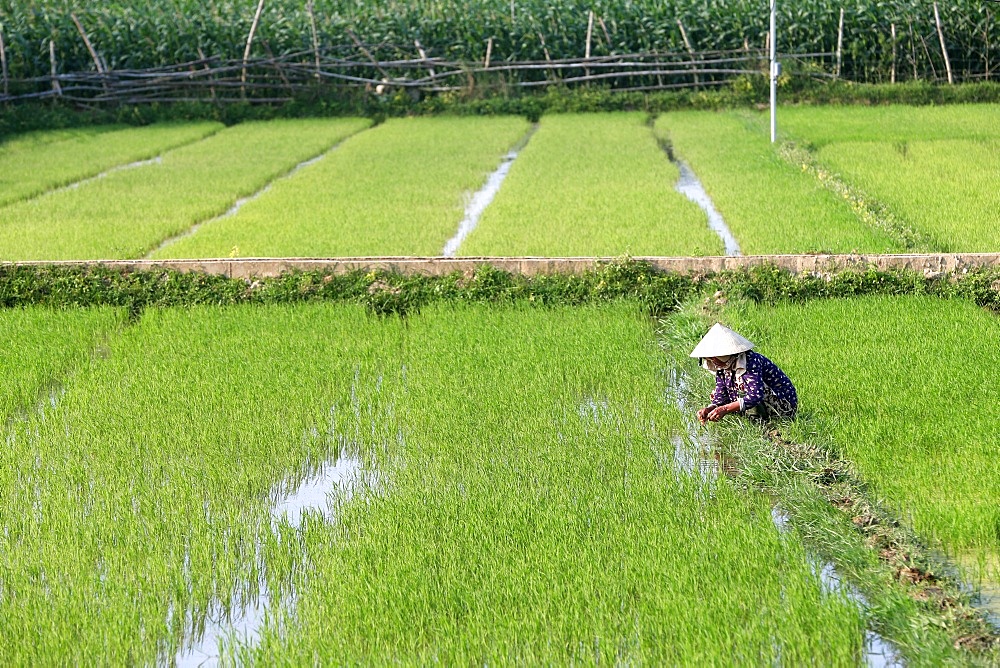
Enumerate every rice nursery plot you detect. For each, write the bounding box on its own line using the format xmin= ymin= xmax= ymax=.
xmin=0 ymin=123 xmax=222 ymax=207
xmin=0 ymin=303 xmax=400 ymax=664
xmin=0 ymin=306 xmax=123 ymax=421
xmin=722 ymin=295 xmax=1000 ymax=577
xmin=241 ymin=303 xmax=864 ymax=664
xmin=778 ymin=104 xmax=1000 ymax=149
xmin=153 ymin=116 xmax=529 ymax=258
xmin=0 ymin=118 xmax=369 ymax=261
xmin=655 ymin=111 xmax=902 ymax=255
xmin=460 ymin=113 xmax=719 ymax=257
xmin=814 ymin=139 xmax=1000 ymax=252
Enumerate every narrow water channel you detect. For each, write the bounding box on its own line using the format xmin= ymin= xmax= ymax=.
xmin=673 ymin=161 xmax=741 ymax=256
xmin=666 ymin=363 xmax=901 ymax=666
xmin=60 ymin=156 xmax=162 ymax=193
xmin=442 ymin=125 xmax=537 ymax=256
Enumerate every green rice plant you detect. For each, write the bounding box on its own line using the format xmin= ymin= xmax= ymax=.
xmin=152 ymin=116 xmax=529 ymax=258
xmin=723 ymin=295 xmax=1000 ymax=570
xmin=0 ymin=303 xmax=401 ymax=664
xmin=779 ymin=104 xmax=1000 ymax=149
xmin=0 ymin=306 xmax=123 ymax=421
xmin=655 ymin=111 xmax=903 ymax=255
xmin=814 ymin=139 xmax=1000 ymax=252
xmin=243 ymin=303 xmax=864 ymax=664
xmin=0 ymin=118 xmax=370 ymax=261
xmin=461 ymin=113 xmax=720 ymax=256
xmin=0 ymin=123 xmax=221 ymax=207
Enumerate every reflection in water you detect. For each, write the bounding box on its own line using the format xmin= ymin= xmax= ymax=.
xmin=174 ymin=452 xmax=364 ymax=667
xmin=674 ymin=160 xmax=741 ymax=256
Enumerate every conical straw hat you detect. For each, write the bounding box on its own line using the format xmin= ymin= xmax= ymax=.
xmin=689 ymin=323 xmax=755 ymax=358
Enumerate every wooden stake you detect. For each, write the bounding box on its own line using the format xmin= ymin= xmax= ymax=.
xmin=414 ymin=39 xmax=435 ymax=78
xmin=597 ymin=16 xmax=612 ymax=47
xmin=933 ymin=2 xmax=953 ymax=84
xmin=307 ymin=0 xmax=321 ymax=79
xmin=346 ymin=28 xmax=392 ymax=83
xmin=0 ymin=26 xmax=8 ymax=98
xmin=676 ymin=19 xmax=700 ymax=89
xmin=890 ymin=23 xmax=897 ymax=84
xmin=49 ymin=39 xmax=62 ymax=96
xmin=835 ymin=8 xmax=844 ymax=78
xmin=908 ymin=20 xmax=918 ymax=80
xmin=242 ymin=0 xmax=267 ymax=95
xmin=585 ymin=10 xmax=594 ymax=60
xmin=197 ymin=47 xmax=216 ymax=101
xmin=70 ymin=13 xmax=104 ymax=74
xmin=484 ymin=37 xmax=493 ymax=69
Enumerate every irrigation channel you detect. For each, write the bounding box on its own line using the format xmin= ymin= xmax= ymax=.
xmin=147 ymin=141 xmax=343 ymax=258
xmin=665 ymin=364 xmax=900 ymax=666
xmin=175 ymin=451 xmax=368 ymax=666
xmin=443 ymin=125 xmax=537 ymax=257
xmin=61 ymin=157 xmax=163 ymax=194
xmin=673 ymin=160 xmax=741 ymax=256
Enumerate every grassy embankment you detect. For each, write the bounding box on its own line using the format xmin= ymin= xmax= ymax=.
xmin=0 ymin=123 xmax=221 ymax=207
xmin=154 ymin=116 xmax=530 ymax=258
xmin=722 ymin=295 xmax=1000 ymax=579
xmin=779 ymin=104 xmax=1000 ymax=253
xmin=654 ymin=111 xmax=903 ymax=254
xmin=0 ymin=118 xmax=369 ymax=261
xmin=461 ymin=112 xmax=720 ymax=256
xmin=242 ymin=303 xmax=863 ymax=664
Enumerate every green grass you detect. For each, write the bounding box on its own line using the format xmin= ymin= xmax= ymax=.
xmin=153 ymin=116 xmax=530 ymax=258
xmin=655 ymin=111 xmax=902 ymax=254
xmin=461 ymin=113 xmax=720 ymax=256
xmin=779 ymin=104 xmax=1000 ymax=149
xmin=0 ymin=303 xmax=396 ymax=664
xmin=815 ymin=139 xmax=1000 ymax=252
xmin=0 ymin=118 xmax=369 ymax=260
xmin=242 ymin=303 xmax=864 ymax=664
xmin=0 ymin=123 xmax=221 ymax=207
xmin=723 ymin=295 xmax=1000 ymax=560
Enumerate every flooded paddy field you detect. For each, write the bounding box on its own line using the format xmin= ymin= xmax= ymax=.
xmin=3 ymin=302 xmax=876 ymax=664
xmin=5 ymin=296 xmax=1000 ymax=663
xmin=1 ymin=103 xmax=996 ymax=260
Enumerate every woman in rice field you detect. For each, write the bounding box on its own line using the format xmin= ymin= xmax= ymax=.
xmin=692 ymin=323 xmax=798 ymax=423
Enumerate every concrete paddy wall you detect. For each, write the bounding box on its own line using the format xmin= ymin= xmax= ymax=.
xmin=8 ymin=254 xmax=1000 ymax=279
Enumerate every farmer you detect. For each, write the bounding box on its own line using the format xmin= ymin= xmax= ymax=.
xmin=691 ymin=323 xmax=798 ymax=423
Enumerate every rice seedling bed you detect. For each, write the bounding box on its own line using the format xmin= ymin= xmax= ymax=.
xmin=154 ymin=117 xmax=529 ymax=258
xmin=654 ymin=111 xmax=902 ymax=255
xmin=0 ymin=123 xmax=221 ymax=207
xmin=721 ymin=295 xmax=1000 ymax=579
xmin=814 ymin=139 xmax=1000 ymax=252
xmin=0 ymin=118 xmax=369 ymax=261
xmin=0 ymin=303 xmax=393 ymax=664
xmin=1 ymin=302 xmax=869 ymax=663
xmin=241 ymin=303 xmax=863 ymax=663
xmin=460 ymin=113 xmax=720 ymax=257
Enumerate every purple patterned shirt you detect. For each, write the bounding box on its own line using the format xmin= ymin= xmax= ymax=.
xmin=710 ymin=351 xmax=798 ymax=413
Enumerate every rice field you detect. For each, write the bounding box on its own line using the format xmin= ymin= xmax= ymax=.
xmin=0 ymin=123 xmax=221 ymax=207
xmin=0 ymin=118 xmax=369 ymax=260
xmin=460 ymin=112 xmax=720 ymax=257
xmin=152 ymin=116 xmax=530 ymax=258
xmin=722 ymin=295 xmax=1000 ymax=569
xmin=0 ymin=302 xmax=869 ymax=664
xmin=655 ymin=111 xmax=902 ymax=255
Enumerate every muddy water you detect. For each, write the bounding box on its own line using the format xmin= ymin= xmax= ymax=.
xmin=174 ymin=451 xmax=363 ymax=667
xmin=673 ymin=161 xmax=741 ymax=256
xmin=442 ymin=125 xmax=537 ymax=256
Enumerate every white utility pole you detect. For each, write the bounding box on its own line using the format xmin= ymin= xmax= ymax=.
xmin=769 ymin=0 xmax=778 ymax=142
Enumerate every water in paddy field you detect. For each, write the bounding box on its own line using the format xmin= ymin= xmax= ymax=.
xmin=174 ymin=451 xmax=364 ymax=667
xmin=770 ymin=507 xmax=902 ymax=667
xmin=673 ymin=160 xmax=741 ymax=256
xmin=60 ymin=156 xmax=163 ymax=193
xmin=442 ymin=125 xmax=537 ymax=256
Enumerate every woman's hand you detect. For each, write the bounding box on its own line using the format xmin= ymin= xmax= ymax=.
xmin=707 ymin=402 xmax=740 ymax=422
xmin=697 ymin=406 xmax=715 ymax=423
